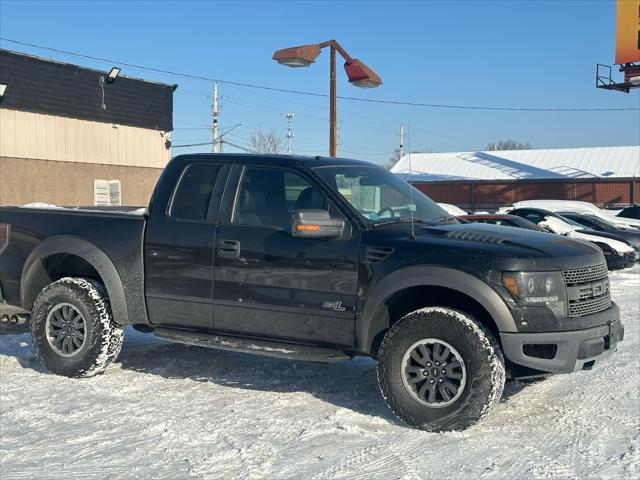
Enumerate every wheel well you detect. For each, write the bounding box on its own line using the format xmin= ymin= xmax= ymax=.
xmin=24 ymin=253 xmax=103 ymax=309
xmin=368 ymin=285 xmax=500 ymax=357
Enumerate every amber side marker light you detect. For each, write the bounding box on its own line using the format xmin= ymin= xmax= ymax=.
xmin=296 ymin=225 xmax=321 ymax=231
xmin=503 ymin=275 xmax=519 ymax=297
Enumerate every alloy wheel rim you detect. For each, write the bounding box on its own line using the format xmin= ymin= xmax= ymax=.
xmin=401 ymin=338 xmax=466 ymax=408
xmin=45 ymin=303 xmax=87 ymax=357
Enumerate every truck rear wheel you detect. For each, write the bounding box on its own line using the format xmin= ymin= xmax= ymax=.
xmin=30 ymin=277 xmax=123 ymax=378
xmin=377 ymin=307 xmax=505 ymax=431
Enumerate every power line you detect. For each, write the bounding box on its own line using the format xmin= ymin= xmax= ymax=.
xmin=172 ymin=141 xmax=215 ymax=148
xmin=2 ymin=37 xmax=638 ymax=112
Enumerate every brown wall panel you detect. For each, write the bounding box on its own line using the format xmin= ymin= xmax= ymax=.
xmin=414 ymin=179 xmax=636 ymax=210
xmin=0 ymin=157 xmax=161 ymax=206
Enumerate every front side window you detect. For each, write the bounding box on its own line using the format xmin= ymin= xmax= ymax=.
xmin=313 ymin=165 xmax=456 ymax=226
xmin=171 ymin=164 xmax=221 ymax=221
xmin=233 ymin=167 xmax=337 ymax=228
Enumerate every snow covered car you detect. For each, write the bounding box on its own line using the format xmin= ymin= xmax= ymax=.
xmin=558 ymin=212 xmax=640 ymax=260
xmin=437 ymin=203 xmax=467 ymax=216
xmin=512 ymin=200 xmax=640 ymax=230
xmin=617 ymin=205 xmax=640 ymax=221
xmin=509 ymin=208 xmax=637 ymax=270
xmin=458 ymin=214 xmax=547 ymax=232
xmin=0 ymin=154 xmax=626 ymax=432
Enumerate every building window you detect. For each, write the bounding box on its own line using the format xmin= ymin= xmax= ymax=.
xmin=94 ymin=179 xmax=122 ymax=206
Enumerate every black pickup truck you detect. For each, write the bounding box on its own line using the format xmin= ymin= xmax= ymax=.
xmin=0 ymin=154 xmax=624 ymax=431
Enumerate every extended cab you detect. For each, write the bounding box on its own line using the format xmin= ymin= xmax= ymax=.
xmin=0 ymin=154 xmax=624 ymax=431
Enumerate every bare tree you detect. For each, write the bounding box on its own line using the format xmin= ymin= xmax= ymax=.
xmin=383 ymin=148 xmax=402 ymax=170
xmin=486 ymin=140 xmax=533 ymax=151
xmin=248 ymin=126 xmax=285 ymax=154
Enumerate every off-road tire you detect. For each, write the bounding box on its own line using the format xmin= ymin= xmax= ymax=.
xmin=377 ymin=307 xmax=505 ymax=431
xmin=30 ymin=277 xmax=123 ymax=377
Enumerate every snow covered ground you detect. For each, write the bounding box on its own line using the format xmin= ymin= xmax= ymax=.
xmin=1 ymin=267 xmax=638 ymax=480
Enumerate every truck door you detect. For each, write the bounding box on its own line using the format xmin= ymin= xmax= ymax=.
xmin=145 ymin=162 xmax=230 ymax=329
xmin=213 ymin=164 xmax=359 ymax=347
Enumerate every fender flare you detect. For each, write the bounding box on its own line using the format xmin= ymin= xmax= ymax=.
xmin=20 ymin=236 xmax=129 ymax=325
xmin=356 ymin=266 xmax=517 ymax=353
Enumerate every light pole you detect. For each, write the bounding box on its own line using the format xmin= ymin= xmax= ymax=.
xmin=273 ymin=40 xmax=382 ymax=157
xmin=217 ymin=123 xmax=244 ymax=153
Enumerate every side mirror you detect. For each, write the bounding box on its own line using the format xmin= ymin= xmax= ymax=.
xmin=292 ymin=209 xmax=344 ymax=239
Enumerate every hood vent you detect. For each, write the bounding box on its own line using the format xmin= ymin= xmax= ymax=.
xmin=445 ymin=230 xmax=506 ymax=244
xmin=364 ymin=246 xmax=395 ymax=263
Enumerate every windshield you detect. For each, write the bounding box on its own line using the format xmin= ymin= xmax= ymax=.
xmin=556 ymin=214 xmax=591 ymax=229
xmin=583 ymin=215 xmax=617 ymax=230
xmin=313 ymin=165 xmax=457 ymax=225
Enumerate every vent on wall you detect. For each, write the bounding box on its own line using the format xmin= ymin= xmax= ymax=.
xmin=94 ymin=179 xmax=122 ymax=206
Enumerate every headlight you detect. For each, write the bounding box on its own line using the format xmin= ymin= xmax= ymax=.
xmin=503 ymin=271 xmax=567 ymax=318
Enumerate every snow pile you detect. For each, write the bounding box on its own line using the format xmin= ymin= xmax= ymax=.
xmin=124 ymin=208 xmax=148 ymax=216
xmin=18 ymin=203 xmax=147 ymax=216
xmin=1 ymin=267 xmax=639 ymax=479
xmin=19 ymin=202 xmax=65 ymax=210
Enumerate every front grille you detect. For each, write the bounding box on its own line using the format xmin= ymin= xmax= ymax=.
xmin=562 ymin=264 xmax=609 ymax=285
xmin=568 ymin=295 xmax=612 ymax=317
xmin=563 ymin=263 xmax=611 ymax=317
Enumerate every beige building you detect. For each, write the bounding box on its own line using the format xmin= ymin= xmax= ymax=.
xmin=0 ymin=50 xmax=176 ymax=206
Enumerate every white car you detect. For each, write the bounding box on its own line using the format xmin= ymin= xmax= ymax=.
xmin=537 ymin=216 xmax=637 ymax=269
xmin=437 ymin=203 xmax=467 ymax=216
xmin=512 ymin=200 xmax=640 ymax=230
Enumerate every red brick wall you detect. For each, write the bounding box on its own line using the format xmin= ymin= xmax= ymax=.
xmin=415 ymin=178 xmax=638 ymax=209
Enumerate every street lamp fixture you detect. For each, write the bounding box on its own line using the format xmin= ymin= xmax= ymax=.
xmin=344 ymin=59 xmax=382 ymax=88
xmin=273 ymin=44 xmax=321 ymax=67
xmin=273 ymin=39 xmax=382 ymax=156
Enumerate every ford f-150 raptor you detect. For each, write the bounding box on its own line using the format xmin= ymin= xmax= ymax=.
xmin=0 ymin=154 xmax=624 ymax=431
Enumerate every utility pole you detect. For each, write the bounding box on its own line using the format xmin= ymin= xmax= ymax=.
xmin=286 ymin=113 xmax=295 ymax=154
xmin=399 ymin=124 xmax=405 ymax=159
xmin=329 ymin=44 xmax=337 ymax=157
xmin=212 ymin=82 xmax=219 ymax=153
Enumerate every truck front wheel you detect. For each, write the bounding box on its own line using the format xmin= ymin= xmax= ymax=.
xmin=377 ymin=307 xmax=505 ymax=431
xmin=30 ymin=277 xmax=123 ymax=378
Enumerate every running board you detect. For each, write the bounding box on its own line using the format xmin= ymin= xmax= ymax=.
xmin=154 ymin=328 xmax=352 ymax=363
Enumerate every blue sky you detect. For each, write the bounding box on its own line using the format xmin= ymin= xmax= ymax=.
xmin=1 ymin=0 xmax=639 ymax=164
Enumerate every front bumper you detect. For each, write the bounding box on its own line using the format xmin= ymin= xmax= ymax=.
xmin=605 ymin=251 xmax=636 ymax=270
xmin=500 ymin=304 xmax=624 ymax=374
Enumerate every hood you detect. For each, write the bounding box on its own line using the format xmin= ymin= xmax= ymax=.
xmin=397 ymin=221 xmax=605 ymax=271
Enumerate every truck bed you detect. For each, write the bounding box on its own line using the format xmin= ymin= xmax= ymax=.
xmin=0 ymin=206 xmax=148 ymax=324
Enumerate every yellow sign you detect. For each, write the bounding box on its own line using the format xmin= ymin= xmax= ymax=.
xmin=616 ymin=0 xmax=640 ymax=64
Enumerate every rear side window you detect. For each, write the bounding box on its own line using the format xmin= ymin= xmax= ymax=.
xmin=171 ymin=164 xmax=221 ymax=221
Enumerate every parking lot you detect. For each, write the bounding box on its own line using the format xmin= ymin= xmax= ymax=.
xmin=0 ymin=265 xmax=637 ymax=480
